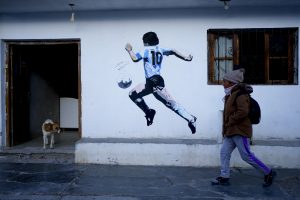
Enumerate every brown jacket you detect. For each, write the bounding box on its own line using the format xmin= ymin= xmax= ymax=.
xmin=222 ymin=84 xmax=253 ymax=138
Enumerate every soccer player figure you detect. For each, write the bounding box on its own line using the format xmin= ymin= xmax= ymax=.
xmin=125 ymin=31 xmax=197 ymax=134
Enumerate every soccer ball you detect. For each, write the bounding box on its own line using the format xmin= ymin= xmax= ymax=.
xmin=117 ymin=77 xmax=132 ymax=89
xmin=115 ymin=61 xmax=132 ymax=89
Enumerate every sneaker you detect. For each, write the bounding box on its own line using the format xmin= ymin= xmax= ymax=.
xmin=263 ymin=170 xmax=276 ymax=187
xmin=211 ymin=177 xmax=230 ymax=186
xmin=188 ymin=116 xmax=197 ymax=134
xmin=145 ymin=109 xmax=156 ymax=126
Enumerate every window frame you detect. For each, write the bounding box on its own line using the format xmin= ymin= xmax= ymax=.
xmin=207 ymin=28 xmax=298 ymax=85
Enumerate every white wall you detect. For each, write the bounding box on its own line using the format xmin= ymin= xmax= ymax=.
xmin=1 ymin=7 xmax=300 ymax=142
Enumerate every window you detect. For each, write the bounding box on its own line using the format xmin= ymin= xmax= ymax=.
xmin=207 ymin=28 xmax=298 ymax=85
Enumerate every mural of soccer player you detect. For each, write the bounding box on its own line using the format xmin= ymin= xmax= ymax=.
xmin=125 ymin=31 xmax=197 ymax=134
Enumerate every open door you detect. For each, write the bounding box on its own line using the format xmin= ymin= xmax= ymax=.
xmin=5 ymin=40 xmax=81 ymax=147
xmin=7 ymin=45 xmax=31 ymax=146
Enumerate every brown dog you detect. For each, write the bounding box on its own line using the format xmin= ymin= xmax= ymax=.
xmin=42 ymin=119 xmax=61 ymax=149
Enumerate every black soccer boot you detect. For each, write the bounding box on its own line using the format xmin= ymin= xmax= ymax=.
xmin=145 ymin=109 xmax=156 ymax=126
xmin=188 ymin=116 xmax=197 ymax=134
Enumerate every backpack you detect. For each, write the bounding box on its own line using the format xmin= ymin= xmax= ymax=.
xmin=234 ymin=92 xmax=261 ymax=124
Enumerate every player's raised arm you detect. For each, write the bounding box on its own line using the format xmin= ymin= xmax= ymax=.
xmin=125 ymin=43 xmax=142 ymax=62
xmin=166 ymin=49 xmax=193 ymax=62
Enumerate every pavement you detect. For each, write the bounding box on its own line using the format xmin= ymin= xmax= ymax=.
xmin=0 ymin=162 xmax=299 ymax=200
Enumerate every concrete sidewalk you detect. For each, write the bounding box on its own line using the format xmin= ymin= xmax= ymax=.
xmin=0 ymin=163 xmax=299 ymax=200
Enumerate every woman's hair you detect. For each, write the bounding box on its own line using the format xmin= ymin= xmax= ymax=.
xmin=142 ymin=32 xmax=159 ymax=46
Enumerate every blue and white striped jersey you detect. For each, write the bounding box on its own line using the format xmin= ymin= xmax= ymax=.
xmin=136 ymin=46 xmax=173 ymax=78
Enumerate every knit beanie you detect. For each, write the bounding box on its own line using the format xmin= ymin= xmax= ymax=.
xmin=223 ymin=68 xmax=245 ymax=83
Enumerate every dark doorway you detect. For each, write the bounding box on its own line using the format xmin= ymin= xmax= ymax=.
xmin=6 ymin=40 xmax=81 ymax=147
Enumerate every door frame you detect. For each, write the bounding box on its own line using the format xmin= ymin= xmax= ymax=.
xmin=1 ymin=39 xmax=82 ymax=147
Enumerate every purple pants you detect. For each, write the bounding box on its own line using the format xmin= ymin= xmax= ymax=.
xmin=220 ymin=135 xmax=271 ymax=178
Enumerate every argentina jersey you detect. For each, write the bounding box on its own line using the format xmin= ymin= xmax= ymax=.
xmin=136 ymin=46 xmax=172 ymax=78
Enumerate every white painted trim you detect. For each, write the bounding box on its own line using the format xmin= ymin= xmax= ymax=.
xmin=75 ymin=139 xmax=300 ymax=168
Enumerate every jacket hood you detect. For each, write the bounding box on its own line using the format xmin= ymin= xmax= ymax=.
xmin=233 ymin=83 xmax=253 ymax=94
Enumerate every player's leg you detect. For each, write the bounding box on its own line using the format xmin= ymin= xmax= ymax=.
xmin=129 ymin=83 xmax=149 ymax=113
xmin=129 ymin=83 xmax=155 ymax=126
xmin=153 ymin=87 xmax=197 ymax=133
